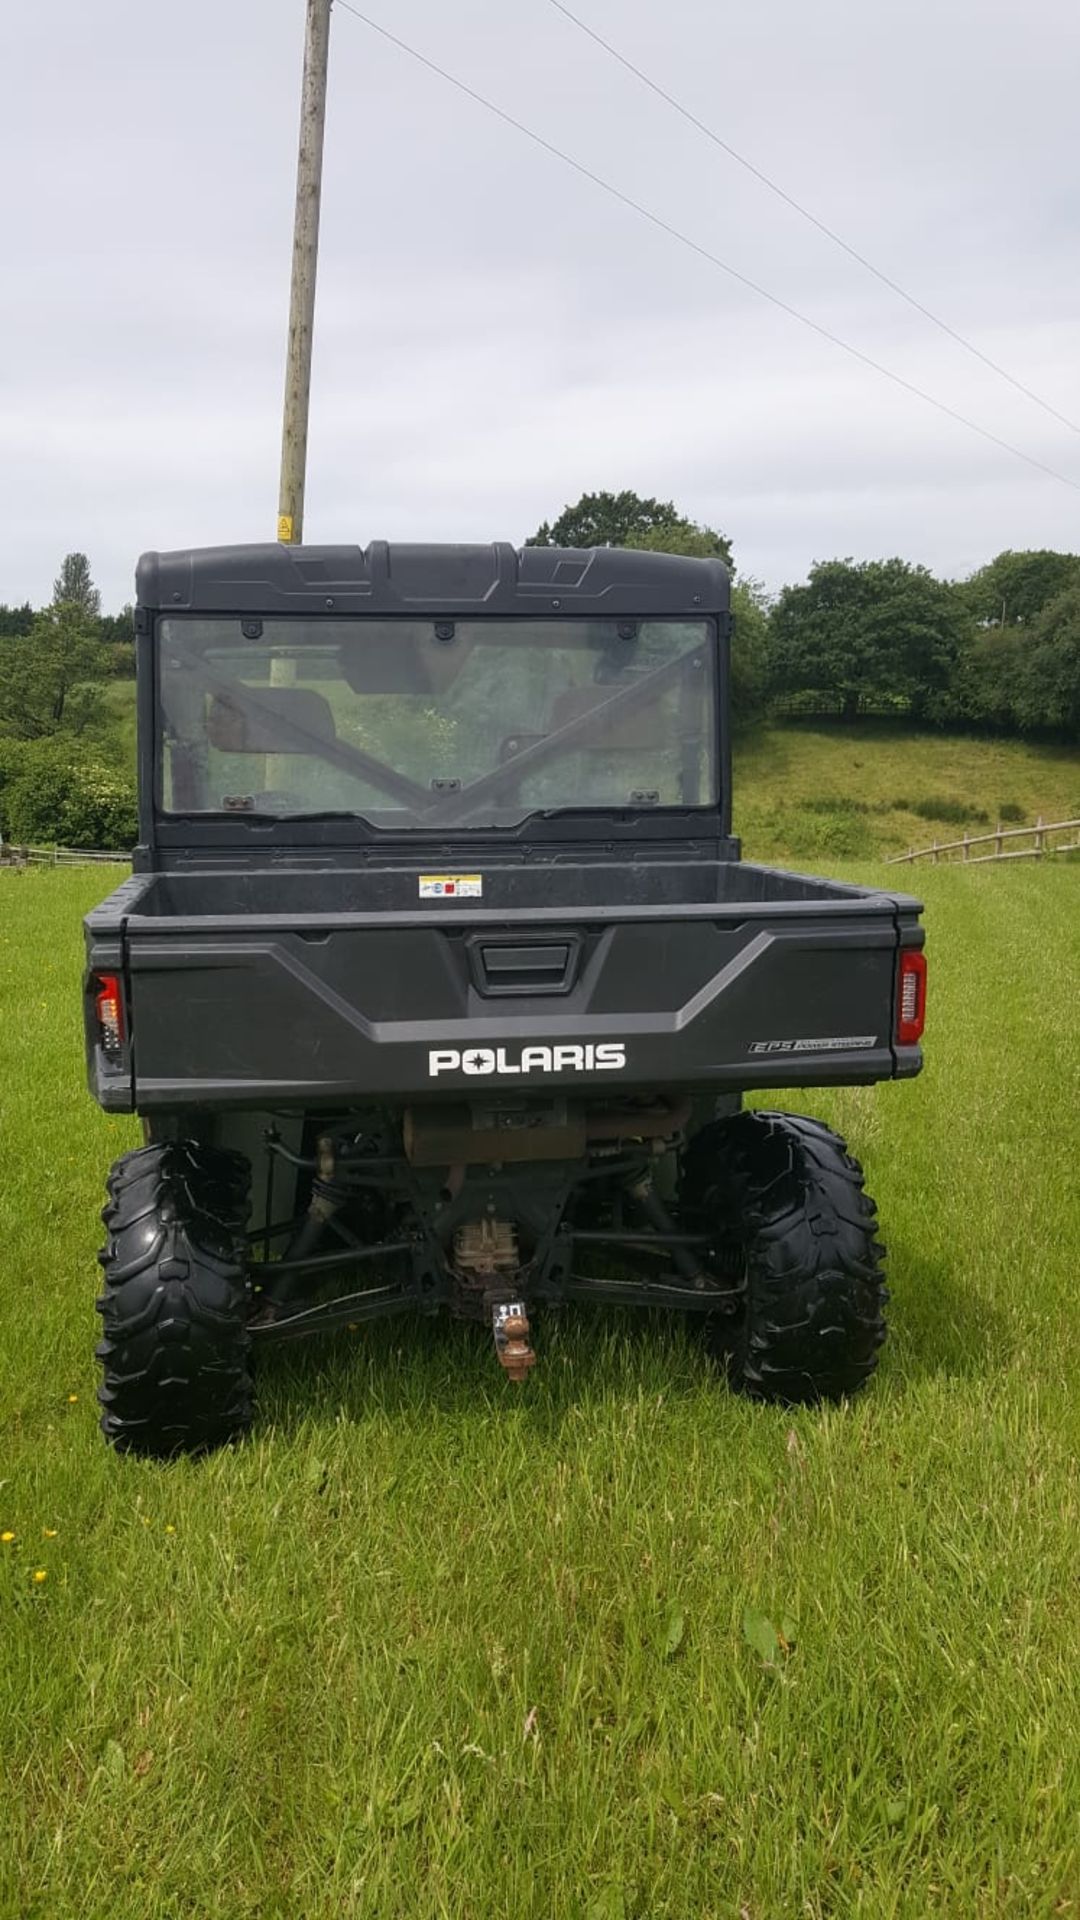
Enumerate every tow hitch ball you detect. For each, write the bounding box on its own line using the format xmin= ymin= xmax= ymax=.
xmin=491 ymin=1299 xmax=536 ymax=1383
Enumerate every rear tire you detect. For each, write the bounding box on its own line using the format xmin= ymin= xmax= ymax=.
xmin=96 ymin=1141 xmax=253 ymax=1456
xmin=681 ymin=1110 xmax=887 ymax=1404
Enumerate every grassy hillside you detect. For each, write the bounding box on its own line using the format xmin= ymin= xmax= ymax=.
xmin=83 ymin=690 xmax=1079 ymax=866
xmin=1 ymin=861 xmax=1079 ymax=1917
xmin=735 ymin=722 xmax=1080 ymax=864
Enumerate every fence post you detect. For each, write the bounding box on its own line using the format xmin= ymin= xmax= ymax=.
xmin=1035 ymin=815 xmax=1045 ymax=857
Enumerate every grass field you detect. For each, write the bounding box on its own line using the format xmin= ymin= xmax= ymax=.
xmin=2 ymin=843 xmax=1079 ymax=1915
xmin=734 ymin=722 xmax=1080 ymax=864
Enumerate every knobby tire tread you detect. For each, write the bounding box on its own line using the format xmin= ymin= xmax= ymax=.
xmin=682 ymin=1109 xmax=887 ymax=1404
xmin=96 ymin=1141 xmax=253 ymax=1456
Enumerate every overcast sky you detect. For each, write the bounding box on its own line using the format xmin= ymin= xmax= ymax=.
xmin=3 ymin=0 xmax=1079 ymax=610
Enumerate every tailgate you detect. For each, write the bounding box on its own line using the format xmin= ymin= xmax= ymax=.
xmin=122 ymin=895 xmax=921 ymax=1108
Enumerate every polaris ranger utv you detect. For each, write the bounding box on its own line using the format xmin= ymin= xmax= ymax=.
xmin=84 ymin=542 xmax=927 ymax=1455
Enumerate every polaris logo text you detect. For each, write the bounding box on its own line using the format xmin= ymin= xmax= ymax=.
xmin=428 ymin=1043 xmax=627 ymax=1079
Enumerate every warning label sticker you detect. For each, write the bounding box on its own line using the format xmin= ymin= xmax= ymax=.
xmin=418 ymin=873 xmax=483 ymax=900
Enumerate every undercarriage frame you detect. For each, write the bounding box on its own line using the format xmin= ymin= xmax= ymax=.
xmin=243 ymin=1107 xmax=745 ymax=1356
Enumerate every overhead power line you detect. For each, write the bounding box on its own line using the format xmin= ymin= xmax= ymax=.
xmin=549 ymin=0 xmax=1080 ymax=440
xmin=334 ymin=1 xmax=1080 ymax=496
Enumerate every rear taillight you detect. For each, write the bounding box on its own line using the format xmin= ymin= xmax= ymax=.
xmin=896 ymin=949 xmax=927 ymax=1047
xmin=94 ymin=972 xmax=125 ymax=1060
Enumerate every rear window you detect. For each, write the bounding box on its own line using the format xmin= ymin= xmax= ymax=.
xmin=158 ymin=615 xmax=717 ymax=828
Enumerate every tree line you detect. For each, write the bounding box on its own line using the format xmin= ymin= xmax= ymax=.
xmin=1 ymin=519 xmax=1077 ymax=849
xmin=529 ymin=493 xmax=1080 ymax=738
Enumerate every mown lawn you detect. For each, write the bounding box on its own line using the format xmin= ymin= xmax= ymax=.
xmin=1 ymin=857 xmax=1079 ymax=1919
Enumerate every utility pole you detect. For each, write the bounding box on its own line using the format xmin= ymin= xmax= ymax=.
xmin=277 ymin=0 xmax=333 ymax=545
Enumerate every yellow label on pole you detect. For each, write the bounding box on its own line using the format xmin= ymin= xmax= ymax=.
xmin=277 ymin=514 xmax=295 ymax=543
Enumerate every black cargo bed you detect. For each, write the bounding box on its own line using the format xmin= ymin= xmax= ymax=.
xmin=104 ymin=859 xmax=911 ymax=925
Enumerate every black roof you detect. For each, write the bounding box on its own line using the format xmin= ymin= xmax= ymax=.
xmin=136 ymin=542 xmax=729 ymax=619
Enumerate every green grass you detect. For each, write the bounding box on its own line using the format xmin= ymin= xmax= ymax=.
xmin=2 ymin=849 xmax=1080 ymax=1917
xmin=735 ymin=723 xmax=1080 ymax=863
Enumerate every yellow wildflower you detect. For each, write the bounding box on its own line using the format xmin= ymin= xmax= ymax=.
xmin=67 ymin=1394 xmax=78 ymax=1405
xmin=164 ymin=1524 xmax=176 ymax=1536
xmin=43 ymin=1529 xmax=58 ymax=1539
xmin=1 ymin=1532 xmax=14 ymax=1544
xmin=32 ymin=1570 xmax=47 ymax=1584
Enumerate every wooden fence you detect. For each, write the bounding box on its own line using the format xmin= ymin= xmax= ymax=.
xmin=0 ymin=844 xmax=131 ymax=868
xmin=887 ymin=816 xmax=1080 ymax=866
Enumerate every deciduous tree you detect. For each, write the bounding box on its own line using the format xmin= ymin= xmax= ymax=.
xmin=1014 ymin=587 xmax=1080 ymax=737
xmin=0 ymin=605 xmax=104 ymax=739
xmin=527 ymin=490 xmax=733 ymax=570
xmin=767 ymin=558 xmax=968 ymax=720
xmin=961 ymin=549 xmax=1080 ymax=628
